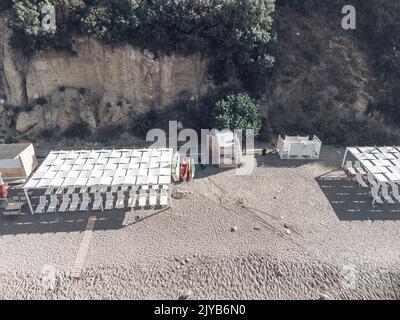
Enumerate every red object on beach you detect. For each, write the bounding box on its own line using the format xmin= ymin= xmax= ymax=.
xmin=180 ymin=158 xmax=192 ymax=181
xmin=0 ymin=185 xmax=8 ymax=198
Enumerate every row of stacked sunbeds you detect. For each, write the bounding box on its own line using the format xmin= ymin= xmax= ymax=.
xmin=346 ymin=161 xmax=400 ymax=205
xmin=34 ymin=185 xmax=169 ymax=214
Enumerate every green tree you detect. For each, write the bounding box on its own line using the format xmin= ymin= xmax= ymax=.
xmin=211 ymin=93 xmax=262 ymax=136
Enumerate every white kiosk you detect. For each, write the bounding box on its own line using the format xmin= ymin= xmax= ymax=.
xmin=277 ymin=135 xmax=322 ymax=160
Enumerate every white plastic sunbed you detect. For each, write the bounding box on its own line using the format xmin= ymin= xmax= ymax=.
xmin=354 ymin=161 xmax=366 ymax=175
xmin=367 ymin=174 xmax=378 ymax=187
xmin=80 ymin=186 xmax=88 ymax=194
xmin=345 ymin=161 xmax=356 ymax=176
xmin=105 ymin=192 xmax=114 ymax=210
xmin=370 ymin=185 xmax=384 ymax=206
xmin=116 ymin=191 xmax=125 ymax=209
xmin=149 ymin=188 xmax=157 ymax=206
xmin=44 ymin=187 xmax=54 ymax=196
xmin=35 ymin=196 xmax=48 ymax=214
xmin=80 ymin=193 xmax=91 ymax=211
xmin=381 ymin=184 xmax=395 ymax=204
xmin=111 ymin=185 xmax=119 ymax=193
xmin=159 ymin=188 xmax=169 ymax=206
xmin=355 ymin=173 xmax=368 ymax=188
xmin=47 ymin=195 xmax=59 ymax=213
xmin=69 ymin=193 xmax=80 ymax=212
xmin=138 ymin=189 xmax=147 ymax=207
xmin=92 ymin=192 xmax=103 ymax=210
xmin=127 ymin=190 xmax=137 ymax=208
xmin=390 ymin=183 xmax=400 ymax=203
xmin=55 ymin=187 xmax=64 ymax=195
xmin=66 ymin=187 xmax=75 ymax=194
xmin=58 ymin=194 xmax=71 ymax=212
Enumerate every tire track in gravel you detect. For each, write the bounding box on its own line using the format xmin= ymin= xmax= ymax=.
xmin=197 ymin=176 xmax=306 ymax=250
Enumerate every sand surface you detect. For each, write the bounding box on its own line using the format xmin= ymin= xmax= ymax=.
xmin=1 ymin=146 xmax=400 ymax=299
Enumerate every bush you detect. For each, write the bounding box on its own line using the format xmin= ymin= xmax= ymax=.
xmin=40 ymin=127 xmax=58 ymax=140
xmin=36 ymin=96 xmax=48 ymax=105
xmin=63 ymin=122 xmax=91 ymax=138
xmin=95 ymin=124 xmax=124 ymax=143
xmin=210 ymin=92 xmax=262 ymax=136
xmin=79 ymin=87 xmax=86 ymax=95
xmin=21 ymin=104 xmax=34 ymax=112
xmin=130 ymin=109 xmax=158 ymax=138
xmin=3 ymin=136 xmax=18 ymax=144
xmin=59 ymin=86 xmax=66 ymax=92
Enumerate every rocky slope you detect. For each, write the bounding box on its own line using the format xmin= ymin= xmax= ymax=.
xmin=0 ymin=10 xmax=213 ymax=138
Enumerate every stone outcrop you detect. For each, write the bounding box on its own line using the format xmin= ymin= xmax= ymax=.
xmin=26 ymin=38 xmax=210 ymax=109
xmin=0 ymin=14 xmax=213 ymax=137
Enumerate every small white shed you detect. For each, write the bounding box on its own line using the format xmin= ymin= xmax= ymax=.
xmin=0 ymin=143 xmax=38 ymax=181
xmin=208 ymin=130 xmax=242 ymax=167
xmin=277 ymin=135 xmax=322 ymax=160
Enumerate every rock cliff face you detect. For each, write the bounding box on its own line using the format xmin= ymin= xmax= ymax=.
xmin=26 ymin=38 xmax=210 ymax=109
xmin=0 ymin=14 xmax=212 ymax=137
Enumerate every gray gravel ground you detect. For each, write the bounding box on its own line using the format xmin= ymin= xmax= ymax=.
xmin=1 ymin=146 xmax=400 ymax=299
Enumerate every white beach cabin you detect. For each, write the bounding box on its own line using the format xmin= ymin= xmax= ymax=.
xmin=0 ymin=143 xmax=38 ymax=181
xmin=277 ymin=135 xmax=322 ymax=160
xmin=208 ymin=130 xmax=242 ymax=167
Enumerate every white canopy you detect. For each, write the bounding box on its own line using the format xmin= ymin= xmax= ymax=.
xmin=343 ymin=146 xmax=400 ymax=183
xmin=24 ymin=148 xmax=173 ymax=190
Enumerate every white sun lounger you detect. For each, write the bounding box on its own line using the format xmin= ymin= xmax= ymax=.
xmin=367 ymin=174 xmax=378 ymax=187
xmin=80 ymin=186 xmax=88 ymax=194
xmin=82 ymin=192 xmax=91 ymax=204
xmin=138 ymin=189 xmax=147 ymax=207
xmin=355 ymin=173 xmax=368 ymax=188
xmin=44 ymin=187 xmax=54 ymax=196
xmin=59 ymin=194 xmax=71 ymax=212
xmin=92 ymin=192 xmax=103 ymax=211
xmin=370 ymin=185 xmax=384 ymax=206
xmin=389 ymin=183 xmax=400 ymax=203
xmin=55 ymin=187 xmax=64 ymax=195
xmin=354 ymin=161 xmax=366 ymax=175
xmin=69 ymin=193 xmax=80 ymax=212
xmin=381 ymin=184 xmax=395 ymax=204
xmin=127 ymin=190 xmax=137 ymax=208
xmin=345 ymin=161 xmax=356 ymax=176
xmin=47 ymin=195 xmax=59 ymax=213
xmin=89 ymin=186 xmax=98 ymax=194
xmin=105 ymin=192 xmax=114 ymax=210
xmin=116 ymin=191 xmax=125 ymax=209
xmin=35 ymin=196 xmax=48 ymax=214
xmin=159 ymin=189 xmax=169 ymax=206
xmin=111 ymin=185 xmax=119 ymax=193
xmin=80 ymin=193 xmax=91 ymax=211
xmin=99 ymin=186 xmax=108 ymax=193
xmin=66 ymin=187 xmax=75 ymax=194
xmin=149 ymin=189 xmax=157 ymax=206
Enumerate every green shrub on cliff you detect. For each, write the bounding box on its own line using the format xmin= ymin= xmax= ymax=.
xmin=210 ymin=92 xmax=262 ymax=136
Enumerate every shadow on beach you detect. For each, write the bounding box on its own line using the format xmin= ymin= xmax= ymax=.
xmin=316 ymin=177 xmax=400 ymax=221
